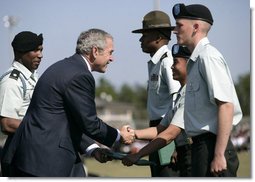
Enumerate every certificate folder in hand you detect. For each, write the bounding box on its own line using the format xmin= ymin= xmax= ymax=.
xmin=106 ymin=151 xmax=157 ymax=166
xmin=158 ymin=141 xmax=175 ymax=165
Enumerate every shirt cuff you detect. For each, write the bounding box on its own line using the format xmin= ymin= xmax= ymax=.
xmin=116 ymin=129 xmax=121 ymax=142
xmin=85 ymin=143 xmax=100 ymax=156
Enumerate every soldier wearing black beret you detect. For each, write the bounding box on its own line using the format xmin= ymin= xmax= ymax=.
xmin=172 ymin=3 xmax=242 ymax=177
xmin=171 ymin=44 xmax=191 ymax=59
xmin=172 ymin=4 xmax=213 ymax=25
xmin=121 ymin=44 xmax=192 ymax=176
xmin=171 ymin=44 xmax=192 ymax=177
xmin=0 ymin=31 xmax=43 ymax=176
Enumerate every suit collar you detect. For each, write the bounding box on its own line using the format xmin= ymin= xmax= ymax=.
xmin=71 ymin=53 xmax=91 ymax=72
xmin=80 ymin=55 xmax=92 ymax=72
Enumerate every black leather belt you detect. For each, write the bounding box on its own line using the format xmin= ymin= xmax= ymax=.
xmin=192 ymin=132 xmax=216 ymax=143
xmin=176 ymin=143 xmax=192 ymax=151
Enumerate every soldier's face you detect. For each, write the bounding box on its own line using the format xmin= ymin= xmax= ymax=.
xmin=21 ymin=45 xmax=43 ymax=72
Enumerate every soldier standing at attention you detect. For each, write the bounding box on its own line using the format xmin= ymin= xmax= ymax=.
xmin=132 ymin=11 xmax=180 ymax=177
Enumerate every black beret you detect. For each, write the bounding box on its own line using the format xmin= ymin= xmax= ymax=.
xmin=172 ymin=44 xmax=191 ymax=59
xmin=12 ymin=31 xmax=43 ymax=52
xmin=172 ymin=3 xmax=213 ymax=25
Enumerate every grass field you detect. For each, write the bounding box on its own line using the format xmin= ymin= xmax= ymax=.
xmin=84 ymin=150 xmax=251 ymax=178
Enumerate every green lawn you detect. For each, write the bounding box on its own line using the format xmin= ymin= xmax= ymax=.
xmin=84 ymin=150 xmax=251 ymax=178
xmin=237 ymin=150 xmax=251 ymax=178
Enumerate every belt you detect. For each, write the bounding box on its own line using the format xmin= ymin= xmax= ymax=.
xmin=192 ymin=132 xmax=216 ymax=143
xmin=186 ymin=137 xmax=193 ymax=145
xmin=175 ymin=137 xmax=193 ymax=147
xmin=176 ymin=143 xmax=192 ymax=151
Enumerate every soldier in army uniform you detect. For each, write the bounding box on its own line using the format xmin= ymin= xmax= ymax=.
xmin=0 ymin=31 xmax=43 ymax=135
xmin=131 ymin=11 xmax=180 ymax=177
xmin=0 ymin=31 xmax=43 ymax=176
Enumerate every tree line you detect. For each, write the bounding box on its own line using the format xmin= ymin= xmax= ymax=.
xmin=95 ymin=72 xmax=250 ymax=119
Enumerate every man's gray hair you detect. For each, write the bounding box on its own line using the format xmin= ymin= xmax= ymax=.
xmin=76 ymin=28 xmax=113 ymax=55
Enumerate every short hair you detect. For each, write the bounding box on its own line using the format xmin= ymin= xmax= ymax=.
xmin=76 ymin=28 xmax=113 ymax=55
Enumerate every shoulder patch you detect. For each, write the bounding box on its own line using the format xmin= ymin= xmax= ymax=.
xmin=9 ymin=69 xmax=20 ymax=80
xmin=160 ymin=52 xmax=168 ymax=61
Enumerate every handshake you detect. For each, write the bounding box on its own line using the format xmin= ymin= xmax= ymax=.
xmin=91 ymin=125 xmax=135 ymax=163
xmin=119 ymin=125 xmax=136 ymax=144
xmin=91 ymin=125 xmax=155 ymax=166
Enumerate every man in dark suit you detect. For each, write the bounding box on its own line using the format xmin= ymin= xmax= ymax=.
xmin=1 ymin=28 xmax=135 ymax=177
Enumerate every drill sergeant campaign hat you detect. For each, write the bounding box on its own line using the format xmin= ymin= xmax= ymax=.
xmin=171 ymin=44 xmax=191 ymax=59
xmin=132 ymin=10 xmax=175 ymax=33
xmin=172 ymin=3 xmax=213 ymax=25
xmin=12 ymin=31 xmax=43 ymax=52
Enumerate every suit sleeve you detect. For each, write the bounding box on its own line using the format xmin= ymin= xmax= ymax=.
xmin=64 ymin=73 xmax=118 ymax=147
xmin=79 ymin=134 xmax=98 ymax=155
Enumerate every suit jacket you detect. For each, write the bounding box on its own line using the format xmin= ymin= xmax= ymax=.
xmin=1 ymin=54 xmax=118 ymax=177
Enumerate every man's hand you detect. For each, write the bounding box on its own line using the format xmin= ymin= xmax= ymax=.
xmin=210 ymin=154 xmax=227 ymax=176
xmin=122 ymin=153 xmax=141 ymax=166
xmin=171 ymin=150 xmax=178 ymax=164
xmin=0 ymin=117 xmax=21 ymax=135
xmin=119 ymin=125 xmax=135 ymax=144
xmin=91 ymin=148 xmax=113 ymax=163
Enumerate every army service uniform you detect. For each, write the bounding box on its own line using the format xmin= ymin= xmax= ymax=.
xmin=0 ymin=61 xmax=38 ymax=120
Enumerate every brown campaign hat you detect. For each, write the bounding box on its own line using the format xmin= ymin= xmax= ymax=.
xmin=132 ymin=10 xmax=175 ymax=33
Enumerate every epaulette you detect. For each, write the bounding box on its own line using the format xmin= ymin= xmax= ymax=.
xmin=9 ymin=69 xmax=20 ymax=80
xmin=160 ymin=52 xmax=168 ymax=61
xmin=0 ymin=69 xmax=27 ymax=98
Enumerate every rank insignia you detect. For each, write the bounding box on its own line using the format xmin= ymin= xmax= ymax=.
xmin=9 ymin=69 xmax=20 ymax=80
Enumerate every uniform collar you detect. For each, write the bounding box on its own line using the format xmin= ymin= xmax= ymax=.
xmin=150 ymin=45 xmax=169 ymax=64
xmin=179 ymin=84 xmax=186 ymax=95
xmin=189 ymin=37 xmax=210 ymax=62
xmin=12 ymin=61 xmax=34 ymax=80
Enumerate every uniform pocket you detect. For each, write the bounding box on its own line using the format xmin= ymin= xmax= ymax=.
xmin=148 ymin=80 xmax=158 ymax=90
xmin=186 ymin=81 xmax=200 ymax=111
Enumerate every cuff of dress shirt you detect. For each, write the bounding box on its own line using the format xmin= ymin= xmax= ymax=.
xmin=116 ymin=129 xmax=121 ymax=142
xmin=85 ymin=143 xmax=100 ymax=156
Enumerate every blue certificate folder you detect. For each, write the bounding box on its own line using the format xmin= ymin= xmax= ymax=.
xmin=158 ymin=141 xmax=175 ymax=165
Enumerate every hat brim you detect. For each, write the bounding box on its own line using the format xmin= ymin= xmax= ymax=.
xmin=132 ymin=26 xmax=175 ymax=33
